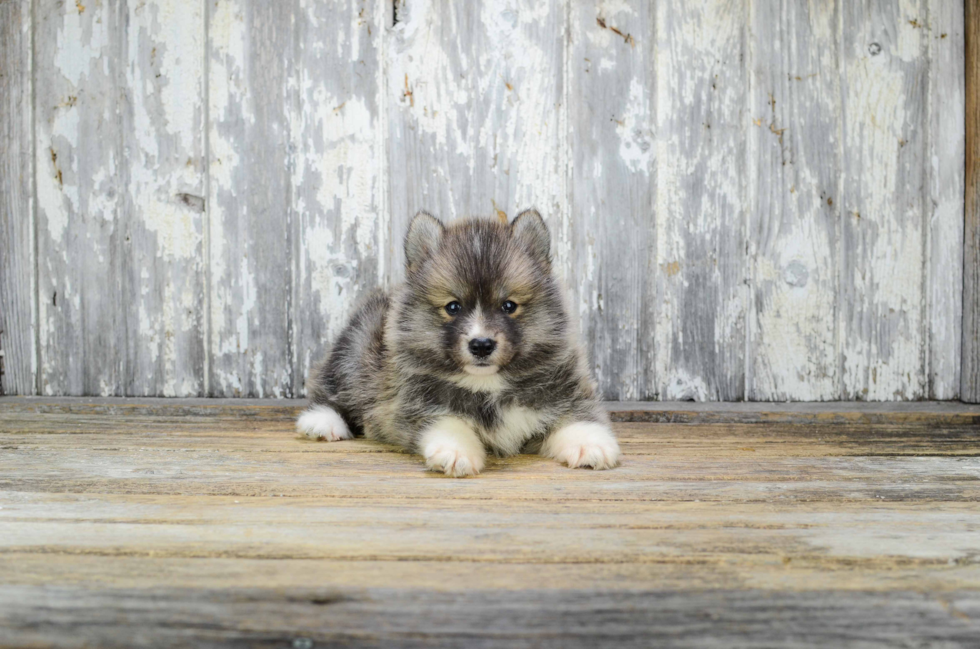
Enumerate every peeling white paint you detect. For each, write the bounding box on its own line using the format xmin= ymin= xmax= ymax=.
xmin=205 ymin=0 xmax=247 ymax=382
xmin=23 ymin=0 xmax=965 ymax=400
xmin=663 ymin=369 xmax=710 ymax=402
xmin=287 ymin=0 xmax=385 ymax=396
xmin=35 ymin=120 xmax=72 ymax=243
xmin=841 ymin=13 xmax=925 ymax=400
xmin=124 ymin=0 xmax=206 ymax=395
xmin=53 ymin=4 xmax=107 ymax=87
xmin=616 ymin=78 xmax=653 ymax=174
xmin=654 ymin=0 xmax=746 ymax=400
xmin=208 ymin=0 xmax=255 ymax=396
xmin=746 ymin=0 xmax=840 ymax=401
xmin=234 ymin=255 xmax=255 ymax=355
xmin=301 ymin=223 xmax=352 ymax=344
xmin=387 ymin=0 xmax=563 ymax=253
xmin=310 ymin=93 xmax=376 ymax=257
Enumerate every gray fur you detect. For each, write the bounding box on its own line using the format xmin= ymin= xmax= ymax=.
xmin=304 ymin=212 xmax=610 ymax=457
xmin=510 ymin=209 xmax=551 ymax=268
xmin=403 ymin=210 xmax=444 ymax=272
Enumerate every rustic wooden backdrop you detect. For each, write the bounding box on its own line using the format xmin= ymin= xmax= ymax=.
xmin=0 ymin=0 xmax=969 ymax=401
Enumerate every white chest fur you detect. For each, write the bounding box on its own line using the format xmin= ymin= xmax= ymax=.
xmin=450 ymin=371 xmax=506 ymax=394
xmin=487 ymin=405 xmax=547 ymax=456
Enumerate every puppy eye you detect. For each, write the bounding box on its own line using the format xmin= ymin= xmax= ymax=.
xmin=502 ymin=300 xmax=518 ymax=314
xmin=445 ymin=301 xmax=462 ymax=316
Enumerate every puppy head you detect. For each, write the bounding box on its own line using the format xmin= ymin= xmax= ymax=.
xmin=399 ymin=209 xmax=564 ymax=380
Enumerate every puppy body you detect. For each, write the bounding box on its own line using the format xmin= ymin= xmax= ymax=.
xmin=299 ymin=211 xmax=619 ymax=476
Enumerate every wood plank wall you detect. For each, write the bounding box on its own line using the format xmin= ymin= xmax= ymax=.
xmin=0 ymin=0 xmax=969 ymax=401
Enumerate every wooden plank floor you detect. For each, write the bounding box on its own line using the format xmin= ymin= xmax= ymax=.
xmin=1 ymin=398 xmax=979 ymax=647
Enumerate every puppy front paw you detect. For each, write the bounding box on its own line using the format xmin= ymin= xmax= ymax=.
xmin=542 ymin=421 xmax=620 ymax=470
xmin=425 ymin=444 xmax=485 ymax=477
xmin=419 ymin=417 xmax=487 ymax=478
xmin=296 ymin=405 xmax=353 ymax=441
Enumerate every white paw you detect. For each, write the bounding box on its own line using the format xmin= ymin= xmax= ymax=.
xmin=542 ymin=421 xmax=620 ymax=470
xmin=419 ymin=417 xmax=486 ymax=478
xmin=296 ymin=405 xmax=352 ymax=441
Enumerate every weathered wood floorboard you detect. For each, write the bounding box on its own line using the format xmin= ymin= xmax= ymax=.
xmin=0 ymin=399 xmax=978 ymax=646
xmin=1 ymin=586 xmax=978 ymax=649
xmin=3 ymin=396 xmax=978 ymax=423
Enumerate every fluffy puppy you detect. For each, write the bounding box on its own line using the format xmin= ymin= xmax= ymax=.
xmin=297 ymin=210 xmax=620 ymax=477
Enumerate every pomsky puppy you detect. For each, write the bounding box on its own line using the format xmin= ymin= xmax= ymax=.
xmin=296 ymin=210 xmax=620 ymax=477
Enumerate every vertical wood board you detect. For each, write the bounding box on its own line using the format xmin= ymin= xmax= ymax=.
xmin=654 ymin=0 xmax=747 ymax=400
xmin=290 ymin=0 xmax=386 ymax=396
xmin=840 ymin=0 xmax=929 ymax=400
xmin=34 ymin=0 xmax=206 ymax=396
xmin=927 ymin=0 xmax=965 ymax=399
xmin=122 ymin=0 xmax=207 ymax=396
xmin=747 ymin=0 xmax=840 ymax=401
xmin=567 ymin=1 xmax=656 ymax=400
xmin=964 ymin=0 xmax=980 ymax=403
xmin=0 ymin=0 xmax=35 ymax=395
xmin=35 ymin=0 xmax=127 ymax=395
xmin=207 ymin=0 xmax=293 ymax=397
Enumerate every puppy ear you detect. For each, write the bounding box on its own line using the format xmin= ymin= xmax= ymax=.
xmin=511 ymin=209 xmax=551 ymax=267
xmin=405 ymin=210 xmax=444 ymax=270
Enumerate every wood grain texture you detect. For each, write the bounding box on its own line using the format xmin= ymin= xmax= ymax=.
xmin=207 ymin=0 xmax=294 ymax=397
xmin=840 ymin=0 xmax=929 ymax=400
xmin=747 ymin=0 xmax=840 ymax=400
xmin=654 ymin=0 xmax=747 ymax=401
xmin=965 ymin=0 xmax=980 ymax=402
xmin=3 ymin=555 xmax=979 ymax=601
xmin=3 ymin=395 xmax=978 ymax=425
xmin=385 ymin=0 xmax=565 ymax=281
xmin=290 ymin=0 xmax=386 ymax=396
xmin=2 ymin=585 xmax=976 ymax=649
xmin=0 ymin=401 xmax=978 ymax=646
xmin=928 ymin=0 xmax=965 ymax=399
xmin=567 ymin=1 xmax=656 ymax=400
xmin=0 ymin=0 xmax=35 ymax=395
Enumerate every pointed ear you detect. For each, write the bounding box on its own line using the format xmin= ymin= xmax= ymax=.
xmin=405 ymin=210 xmax=444 ymax=271
xmin=511 ymin=209 xmax=551 ymax=267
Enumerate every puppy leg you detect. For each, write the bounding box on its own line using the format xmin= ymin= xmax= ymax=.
xmin=541 ymin=421 xmax=620 ymax=470
xmin=419 ymin=417 xmax=486 ymax=477
xmin=296 ymin=404 xmax=353 ymax=441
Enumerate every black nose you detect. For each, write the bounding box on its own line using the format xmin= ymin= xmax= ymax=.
xmin=468 ymin=337 xmax=496 ymax=358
